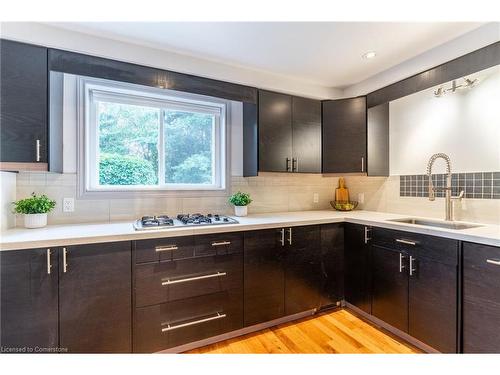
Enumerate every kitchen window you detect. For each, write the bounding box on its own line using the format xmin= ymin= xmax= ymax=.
xmin=78 ymin=77 xmax=228 ymax=197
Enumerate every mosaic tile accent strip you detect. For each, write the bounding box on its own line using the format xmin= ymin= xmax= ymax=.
xmin=399 ymin=172 xmax=500 ymax=199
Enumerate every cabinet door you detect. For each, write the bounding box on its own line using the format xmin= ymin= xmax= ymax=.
xmin=344 ymin=223 xmax=371 ymax=313
xmin=258 ymin=90 xmax=292 ymax=172
xmin=371 ymin=245 xmax=408 ymax=332
xmin=0 ymin=248 xmax=58 ymax=351
xmin=59 ymin=242 xmax=132 ymax=353
xmin=463 ymin=242 xmax=500 ymax=353
xmin=322 ymin=97 xmax=366 ymax=173
xmin=408 ymin=256 xmax=457 ymax=353
xmin=319 ymin=223 xmax=344 ymax=308
xmin=1 ymin=39 xmax=47 ymax=163
xmin=285 ymin=225 xmax=322 ymax=315
xmin=244 ymin=229 xmax=285 ymax=326
xmin=291 ymin=96 xmax=321 ymax=173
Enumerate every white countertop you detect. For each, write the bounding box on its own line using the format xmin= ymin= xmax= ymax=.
xmin=1 ymin=210 xmax=499 ymax=251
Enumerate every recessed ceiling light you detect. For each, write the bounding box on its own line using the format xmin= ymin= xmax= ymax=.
xmin=362 ymin=51 xmax=377 ymax=59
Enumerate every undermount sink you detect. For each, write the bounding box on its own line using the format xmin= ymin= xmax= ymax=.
xmin=388 ymin=218 xmax=482 ymax=230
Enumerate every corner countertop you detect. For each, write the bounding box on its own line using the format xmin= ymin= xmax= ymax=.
xmin=1 ymin=210 xmax=499 ymax=251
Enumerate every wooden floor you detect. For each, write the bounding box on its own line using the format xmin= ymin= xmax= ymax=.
xmin=186 ymin=309 xmax=421 ymax=354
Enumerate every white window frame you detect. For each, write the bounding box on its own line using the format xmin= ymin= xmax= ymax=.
xmin=77 ymin=76 xmax=230 ymax=199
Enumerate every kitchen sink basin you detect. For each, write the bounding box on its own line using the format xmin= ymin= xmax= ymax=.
xmin=388 ymin=218 xmax=482 ymax=230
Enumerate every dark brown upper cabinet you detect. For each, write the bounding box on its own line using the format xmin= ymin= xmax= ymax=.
xmin=291 ymin=96 xmax=321 ymax=173
xmin=367 ymin=103 xmax=389 ymax=176
xmin=322 ymin=97 xmax=367 ymax=174
xmin=259 ymin=90 xmax=293 ymax=172
xmin=259 ymin=90 xmax=321 ymax=173
xmin=0 ymin=39 xmax=48 ymax=167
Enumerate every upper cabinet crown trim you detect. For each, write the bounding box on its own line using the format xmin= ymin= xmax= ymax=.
xmin=366 ymin=41 xmax=500 ymax=108
xmin=47 ymin=48 xmax=258 ymax=104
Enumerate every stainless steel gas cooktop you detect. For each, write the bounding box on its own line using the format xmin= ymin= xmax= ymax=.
xmin=133 ymin=213 xmax=239 ymax=231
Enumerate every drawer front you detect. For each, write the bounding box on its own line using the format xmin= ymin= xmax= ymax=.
xmin=135 ymin=253 xmax=243 ymax=307
xmin=194 ymin=232 xmax=243 ymax=257
xmin=134 ymin=290 xmax=243 ymax=353
xmin=463 ymin=242 xmax=500 ymax=352
xmin=371 ymin=227 xmax=458 ymax=265
xmin=135 ymin=236 xmax=195 ymax=264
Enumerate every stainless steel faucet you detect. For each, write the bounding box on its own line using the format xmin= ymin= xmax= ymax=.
xmin=426 ymin=153 xmax=464 ymax=221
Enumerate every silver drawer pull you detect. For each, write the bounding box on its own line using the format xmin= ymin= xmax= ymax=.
xmin=161 ymin=271 xmax=227 ymax=286
xmin=161 ymin=312 xmax=226 ymax=332
xmin=36 ymin=139 xmax=41 ymax=162
xmin=399 ymin=253 xmax=406 ymax=273
xmin=396 ymin=239 xmax=417 ymax=246
xmin=364 ymin=227 xmax=371 ymax=244
xmin=279 ymin=228 xmax=285 ymax=246
xmin=211 ymin=241 xmax=231 ymax=247
xmin=46 ymin=249 xmax=52 ymax=275
xmin=155 ymin=245 xmax=178 ymax=252
xmin=287 ymin=227 xmax=292 ymax=245
xmin=409 ymin=256 xmax=416 ymax=276
xmin=486 ymin=259 xmax=500 ymax=266
xmin=62 ymin=247 xmax=68 ymax=273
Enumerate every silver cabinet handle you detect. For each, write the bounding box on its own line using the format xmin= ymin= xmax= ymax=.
xmin=62 ymin=247 xmax=68 ymax=273
xmin=211 ymin=241 xmax=231 ymax=247
xmin=361 ymin=157 xmax=364 ymax=172
xmin=287 ymin=227 xmax=292 ymax=245
xmin=292 ymin=158 xmax=298 ymax=172
xmin=162 ymin=271 xmax=226 ymax=286
xmin=46 ymin=249 xmax=52 ymax=275
xmin=155 ymin=245 xmax=178 ymax=252
xmin=36 ymin=139 xmax=41 ymax=162
xmin=409 ymin=256 xmax=416 ymax=276
xmin=396 ymin=239 xmax=417 ymax=246
xmin=364 ymin=227 xmax=371 ymax=244
xmin=286 ymin=157 xmax=291 ymax=172
xmin=486 ymin=259 xmax=500 ymax=266
xmin=399 ymin=253 xmax=406 ymax=273
xmin=279 ymin=228 xmax=285 ymax=246
xmin=161 ymin=312 xmax=226 ymax=332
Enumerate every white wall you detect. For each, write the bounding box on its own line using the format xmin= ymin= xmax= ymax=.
xmin=0 ymin=22 xmax=342 ymax=100
xmin=389 ymin=66 xmax=500 ymax=175
xmin=0 ymin=172 xmax=16 ymax=230
xmin=344 ymin=23 xmax=500 ymax=97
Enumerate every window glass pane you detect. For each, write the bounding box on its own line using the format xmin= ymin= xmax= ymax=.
xmin=164 ymin=110 xmax=215 ymax=185
xmin=97 ymin=101 xmax=160 ymax=185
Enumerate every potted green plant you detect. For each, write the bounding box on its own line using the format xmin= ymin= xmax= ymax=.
xmin=13 ymin=193 xmax=56 ymax=229
xmin=228 ymin=191 xmax=252 ymax=217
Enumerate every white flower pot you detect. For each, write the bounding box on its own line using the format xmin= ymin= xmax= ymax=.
xmin=24 ymin=213 xmax=48 ymax=229
xmin=234 ymin=205 xmax=248 ymax=217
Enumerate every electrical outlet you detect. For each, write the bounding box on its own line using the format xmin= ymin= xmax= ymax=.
xmin=358 ymin=193 xmax=365 ymax=204
xmin=313 ymin=193 xmax=319 ymax=203
xmin=63 ymin=198 xmax=75 ymax=213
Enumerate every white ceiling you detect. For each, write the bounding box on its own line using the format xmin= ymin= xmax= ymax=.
xmin=46 ymin=22 xmax=484 ymax=88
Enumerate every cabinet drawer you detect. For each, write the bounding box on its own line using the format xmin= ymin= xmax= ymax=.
xmin=135 ymin=253 xmax=243 ymax=307
xmin=134 ymin=236 xmax=194 ymax=264
xmin=463 ymin=242 xmax=500 ymax=316
xmin=371 ymin=227 xmax=458 ymax=265
xmin=134 ymin=290 xmax=243 ymax=353
xmin=194 ymin=232 xmax=243 ymax=257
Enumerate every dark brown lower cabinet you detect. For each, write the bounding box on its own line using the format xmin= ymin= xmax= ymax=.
xmin=408 ymin=255 xmax=457 ymax=353
xmin=371 ymin=245 xmax=408 ymax=332
xmin=319 ymin=223 xmax=344 ymax=308
xmin=134 ymin=289 xmax=243 ymax=353
xmin=244 ymin=229 xmax=285 ymax=326
xmin=284 ymin=225 xmax=322 ymax=315
xmin=463 ymin=242 xmax=500 ymax=353
xmin=370 ymin=227 xmax=458 ymax=353
xmin=59 ymin=242 xmax=132 ymax=353
xmin=0 ymin=248 xmax=59 ymax=352
xmin=344 ymin=223 xmax=372 ymax=313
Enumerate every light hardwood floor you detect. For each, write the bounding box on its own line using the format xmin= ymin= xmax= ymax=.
xmin=186 ymin=309 xmax=421 ymax=354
